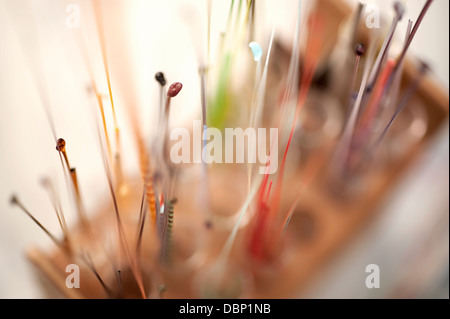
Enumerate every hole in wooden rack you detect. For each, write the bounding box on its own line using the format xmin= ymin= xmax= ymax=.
xmin=288 ymin=208 xmax=318 ymax=244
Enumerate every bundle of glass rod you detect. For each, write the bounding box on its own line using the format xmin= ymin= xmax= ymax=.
xmin=9 ymin=0 xmax=448 ymax=298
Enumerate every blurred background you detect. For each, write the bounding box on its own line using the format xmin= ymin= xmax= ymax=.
xmin=0 ymin=0 xmax=448 ymax=298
